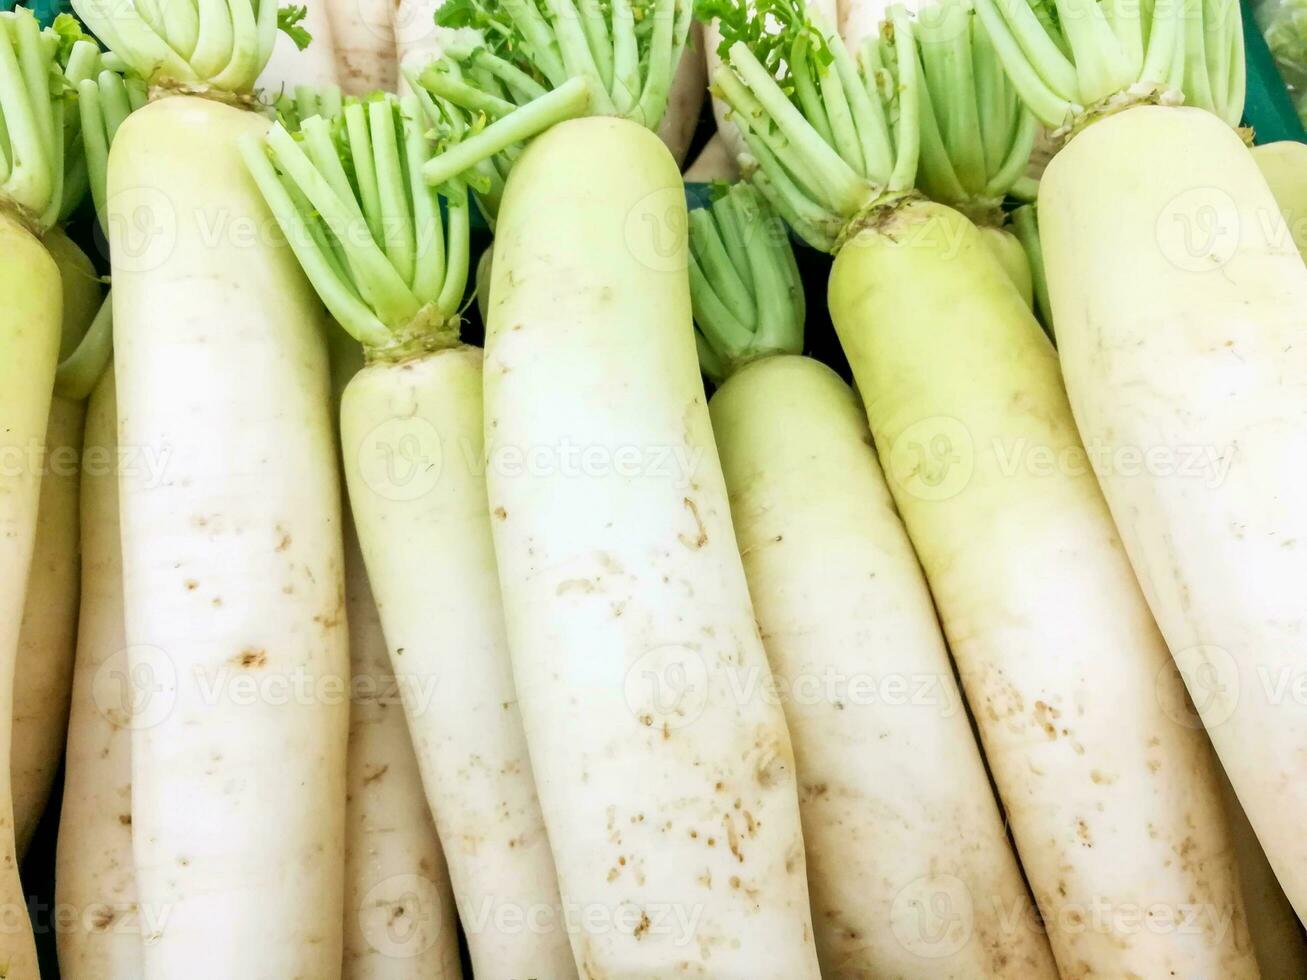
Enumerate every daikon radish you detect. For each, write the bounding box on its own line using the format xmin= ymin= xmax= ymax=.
xmin=691 ymin=184 xmax=1056 ymax=977
xmin=69 ymin=0 xmax=351 ymax=972
xmin=242 ymin=91 xmax=575 ymax=978
xmin=340 ymin=501 xmax=463 ymax=979
xmin=12 ymin=228 xmax=101 ymax=856
xmin=975 ymin=0 xmax=1307 ymax=922
xmin=0 ymin=10 xmax=89 ymax=974
xmin=658 ymin=24 xmax=707 ymax=167
xmin=417 ymin=8 xmax=820 ymax=971
xmin=327 ymin=0 xmax=397 ymax=92
xmin=483 ymin=115 xmax=819 ymax=977
xmin=707 ymin=3 xmax=1257 ymax=973
xmin=54 ymin=373 xmax=142 ymax=980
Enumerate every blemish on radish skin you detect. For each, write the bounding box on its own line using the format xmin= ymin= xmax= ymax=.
xmin=493 ymin=506 xmax=507 ymax=520
xmin=678 ymin=498 xmax=708 ymax=549
xmin=231 ymin=648 xmax=267 ymax=669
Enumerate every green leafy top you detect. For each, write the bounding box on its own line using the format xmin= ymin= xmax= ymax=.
xmin=72 ymin=0 xmax=284 ymax=94
xmin=688 ymin=182 xmax=805 ymax=382
xmin=699 ymin=0 xmax=1039 ymax=248
xmin=276 ymin=5 xmax=313 ymax=52
xmin=972 ymin=0 xmax=1244 ymax=131
xmin=911 ymin=0 xmax=1037 ymax=221
xmin=240 ymin=88 xmax=471 ymax=359
xmin=0 ymin=6 xmax=86 ymax=230
xmin=699 ymin=0 xmax=920 ymax=251
xmin=408 ymin=0 xmax=693 ymax=213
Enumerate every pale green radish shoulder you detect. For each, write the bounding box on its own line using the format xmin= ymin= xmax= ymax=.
xmin=690 ymin=184 xmax=1057 ymax=977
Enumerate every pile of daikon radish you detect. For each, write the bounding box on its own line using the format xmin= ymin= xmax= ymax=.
xmin=4 ymin=0 xmax=1307 ymax=975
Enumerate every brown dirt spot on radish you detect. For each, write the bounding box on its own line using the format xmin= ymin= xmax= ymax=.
xmin=724 ymin=815 xmax=744 ymax=863
xmin=751 ymin=727 xmax=794 ymax=789
xmin=184 ymin=579 xmax=198 ymax=591
xmin=1075 ymin=818 xmax=1093 ymax=846
xmin=1090 ymin=769 xmax=1115 ymax=785
xmin=493 ymin=506 xmax=507 ymax=520
xmin=1033 ymin=700 xmax=1060 ymax=739
xmin=362 ymin=764 xmax=388 ymax=785
xmin=678 ymin=497 xmax=708 ymax=550
xmin=232 ymin=648 xmax=267 ymax=669
xmin=90 ymin=907 xmax=117 ymax=930
xmin=118 ymin=813 xmax=131 ymax=826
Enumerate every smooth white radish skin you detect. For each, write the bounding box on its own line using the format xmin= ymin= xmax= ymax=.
xmin=657 ymin=27 xmax=707 ymax=168
xmin=1041 ymin=104 xmax=1307 ymax=925
xmin=0 ymin=208 xmax=62 ymax=979
xmin=710 ymin=354 xmax=1057 ymax=977
xmin=1253 ymin=140 xmax=1307 ymax=256
xmin=706 ymin=0 xmax=837 ymax=164
xmin=342 ymin=515 xmax=463 ymax=979
xmin=109 ymin=96 xmax=349 ymax=979
xmin=683 ymin=132 xmax=738 ymax=183
xmin=342 ymin=350 xmax=575 ymax=979
xmin=831 ymin=199 xmax=1257 ymax=977
xmin=55 ymin=374 xmax=143 ymax=980
xmin=12 ymin=231 xmax=101 ymax=857
xmin=393 ymin=0 xmax=444 ymax=95
xmin=1218 ymin=769 xmax=1307 ymax=978
xmin=12 ymin=232 xmax=101 ymax=857
xmin=261 ymin=0 xmax=340 ymax=91
xmin=327 ymin=0 xmax=398 ymax=93
xmin=485 ymin=116 xmax=819 ymax=978
xmin=836 ymin=0 xmax=895 ymax=49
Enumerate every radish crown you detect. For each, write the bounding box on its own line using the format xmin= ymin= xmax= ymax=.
xmin=72 ymin=0 xmax=304 ymax=95
xmin=703 ymin=0 xmax=1038 ymax=250
xmin=971 ymin=0 xmax=1244 ymax=132
xmin=911 ymin=0 xmax=1038 ymax=223
xmin=0 ymin=8 xmax=88 ymax=230
xmin=688 ymin=183 xmax=805 ymax=382
xmin=408 ymin=0 xmax=693 ymax=198
xmin=701 ymin=0 xmax=921 ymax=251
xmin=240 ymin=88 xmax=472 ymax=360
